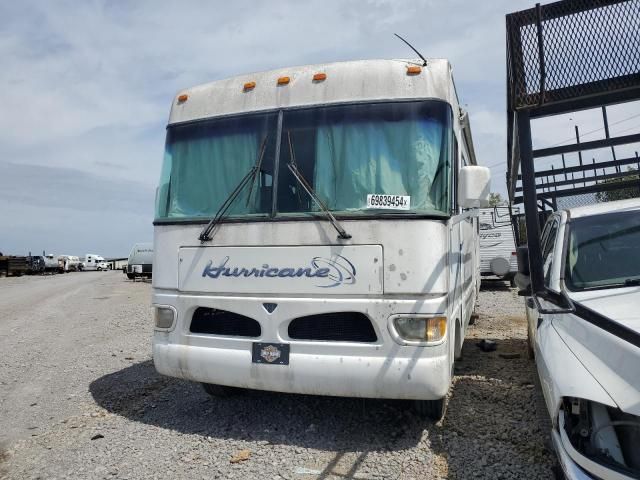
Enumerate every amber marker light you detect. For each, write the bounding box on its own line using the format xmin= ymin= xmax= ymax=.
xmin=177 ymin=94 xmax=188 ymax=103
xmin=243 ymin=81 xmax=256 ymax=91
xmin=406 ymin=65 xmax=422 ymax=75
xmin=313 ymin=73 xmax=327 ymax=82
xmin=277 ymin=76 xmax=291 ymax=85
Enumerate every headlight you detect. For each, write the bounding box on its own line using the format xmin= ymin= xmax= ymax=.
xmin=154 ymin=306 xmax=175 ymax=329
xmin=392 ymin=316 xmax=447 ymax=343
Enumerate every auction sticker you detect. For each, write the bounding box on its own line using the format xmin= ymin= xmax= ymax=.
xmin=366 ymin=194 xmax=411 ymax=210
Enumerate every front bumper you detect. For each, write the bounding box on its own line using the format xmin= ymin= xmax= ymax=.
xmin=552 ymin=429 xmax=595 ymax=480
xmin=152 ymin=292 xmax=451 ymax=400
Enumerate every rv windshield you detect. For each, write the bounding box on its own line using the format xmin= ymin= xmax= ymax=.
xmin=156 ymin=101 xmax=452 ymax=220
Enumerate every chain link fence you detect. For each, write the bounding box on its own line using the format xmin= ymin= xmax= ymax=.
xmin=507 ymin=0 xmax=640 ymax=110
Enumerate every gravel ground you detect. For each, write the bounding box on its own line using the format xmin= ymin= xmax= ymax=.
xmin=0 ymin=273 xmax=554 ymax=479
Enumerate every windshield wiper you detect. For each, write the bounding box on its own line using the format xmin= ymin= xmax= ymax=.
xmin=575 ymin=278 xmax=640 ymax=290
xmin=286 ymin=132 xmax=351 ymax=240
xmin=198 ymin=137 xmax=268 ymax=242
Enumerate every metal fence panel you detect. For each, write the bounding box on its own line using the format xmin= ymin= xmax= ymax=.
xmin=507 ymin=0 xmax=640 ymax=110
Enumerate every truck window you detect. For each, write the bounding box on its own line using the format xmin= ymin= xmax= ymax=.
xmin=565 ymin=210 xmax=640 ymax=291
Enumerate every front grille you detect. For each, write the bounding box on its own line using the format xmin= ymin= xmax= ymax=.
xmin=288 ymin=312 xmax=377 ymax=342
xmin=190 ymin=308 xmax=261 ymax=337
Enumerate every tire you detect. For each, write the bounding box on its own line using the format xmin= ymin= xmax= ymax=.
xmin=126 ymin=273 xmax=135 ymax=280
xmin=414 ymin=397 xmax=446 ymax=421
xmin=201 ymin=383 xmax=243 ymax=397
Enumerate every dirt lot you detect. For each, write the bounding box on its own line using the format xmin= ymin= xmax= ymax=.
xmin=0 ymin=272 xmax=554 ymax=479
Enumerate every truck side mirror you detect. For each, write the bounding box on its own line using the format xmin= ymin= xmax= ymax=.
xmin=458 ymin=166 xmax=491 ymax=209
xmin=515 ymin=245 xmax=531 ymax=296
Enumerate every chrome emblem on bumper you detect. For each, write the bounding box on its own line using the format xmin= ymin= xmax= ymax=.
xmin=260 ymin=345 xmax=282 ymax=363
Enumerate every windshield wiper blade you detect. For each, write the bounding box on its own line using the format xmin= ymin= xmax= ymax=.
xmin=287 ymin=163 xmax=351 ymax=239
xmin=198 ymin=137 xmax=268 ymax=242
xmin=286 ymin=132 xmax=351 ymax=240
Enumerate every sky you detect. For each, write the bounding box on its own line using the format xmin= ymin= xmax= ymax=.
xmin=1 ymin=0 xmax=638 ymax=257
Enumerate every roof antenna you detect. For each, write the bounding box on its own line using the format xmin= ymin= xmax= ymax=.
xmin=394 ymin=33 xmax=427 ymax=66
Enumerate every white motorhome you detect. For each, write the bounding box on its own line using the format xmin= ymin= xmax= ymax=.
xmin=479 ymin=206 xmax=518 ymax=283
xmin=82 ymin=254 xmax=108 ymax=271
xmin=152 ymin=59 xmax=490 ymax=419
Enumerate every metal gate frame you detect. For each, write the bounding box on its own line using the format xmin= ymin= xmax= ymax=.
xmin=506 ymin=0 xmax=640 ymax=295
xmin=506 ymin=0 xmax=640 ymax=346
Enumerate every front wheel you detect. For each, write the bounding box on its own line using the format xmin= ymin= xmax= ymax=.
xmin=414 ymin=398 xmax=446 ymax=421
xmin=201 ymin=383 xmax=243 ymax=397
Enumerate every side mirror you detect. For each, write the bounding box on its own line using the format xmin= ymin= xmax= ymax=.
xmin=458 ymin=166 xmax=490 ymax=209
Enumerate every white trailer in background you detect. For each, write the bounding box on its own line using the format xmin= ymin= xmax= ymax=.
xmin=151 ymin=59 xmax=490 ymax=420
xmin=126 ymin=243 xmax=153 ymax=280
xmin=43 ymin=253 xmax=59 ymax=273
xmin=479 ymin=206 xmax=518 ymax=283
xmin=58 ymin=255 xmax=81 ymax=272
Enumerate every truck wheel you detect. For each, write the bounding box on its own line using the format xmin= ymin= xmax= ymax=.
xmin=126 ymin=273 xmax=135 ymax=280
xmin=414 ymin=398 xmax=446 ymax=421
xmin=201 ymin=383 xmax=243 ymax=398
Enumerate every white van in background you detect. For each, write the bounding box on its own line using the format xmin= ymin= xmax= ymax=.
xmin=479 ymin=206 xmax=518 ymax=284
xmin=83 ymin=254 xmax=108 ymax=271
xmin=126 ymin=243 xmax=153 ymax=279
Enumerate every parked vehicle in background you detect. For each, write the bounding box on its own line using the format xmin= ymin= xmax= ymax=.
xmin=479 ymin=206 xmax=518 ymax=285
xmin=0 ymin=256 xmax=29 ymax=277
xmin=519 ymin=198 xmax=640 ymax=479
xmin=83 ymin=254 xmax=108 ymax=271
xmin=43 ymin=253 xmax=59 ymax=273
xmin=58 ymin=255 xmax=81 ymax=273
xmin=151 ymin=59 xmax=490 ymax=420
xmin=96 ymin=260 xmax=109 ymax=271
xmin=27 ymin=255 xmax=45 ymax=274
xmin=126 ymin=243 xmax=153 ymax=279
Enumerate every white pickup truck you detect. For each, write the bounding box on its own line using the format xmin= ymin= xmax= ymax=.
xmin=520 ymin=198 xmax=640 ymax=480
